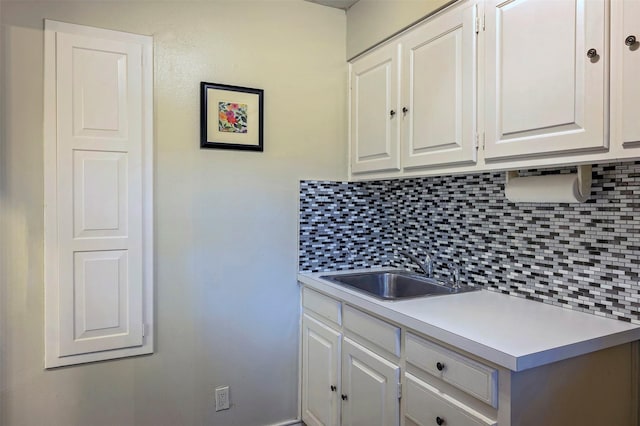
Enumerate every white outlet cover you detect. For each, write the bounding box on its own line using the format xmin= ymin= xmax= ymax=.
xmin=215 ymin=386 xmax=230 ymax=411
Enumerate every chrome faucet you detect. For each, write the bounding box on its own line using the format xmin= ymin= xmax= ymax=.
xmin=399 ymin=250 xmax=433 ymax=278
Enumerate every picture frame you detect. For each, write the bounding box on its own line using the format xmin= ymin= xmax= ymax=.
xmin=200 ymin=82 xmax=264 ymax=151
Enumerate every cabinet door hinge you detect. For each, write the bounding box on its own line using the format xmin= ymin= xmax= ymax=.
xmin=475 ymin=4 xmax=484 ymax=33
xmin=397 ymin=382 xmax=402 ymax=399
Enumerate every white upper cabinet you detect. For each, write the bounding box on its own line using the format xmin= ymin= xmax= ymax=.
xmin=347 ymin=0 xmax=640 ymax=179
xmin=401 ymin=0 xmax=478 ymax=169
xmin=44 ymin=20 xmax=153 ymax=368
xmin=349 ymin=0 xmax=478 ymax=175
xmin=484 ymin=0 xmax=607 ymax=161
xmin=611 ymin=0 xmax=640 ymax=149
xmin=350 ymin=43 xmax=401 ymax=174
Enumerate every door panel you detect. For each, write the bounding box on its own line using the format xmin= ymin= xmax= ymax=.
xmin=72 ymin=47 xmax=128 ymax=137
xmin=302 ymin=314 xmax=341 ymax=426
xmin=485 ymin=0 xmax=607 ymax=160
xmin=402 ymin=1 xmax=477 ymax=168
xmin=350 ymin=43 xmax=401 ymax=173
xmin=57 ymin=32 xmax=144 ymax=357
xmin=60 ymin=250 xmax=137 ymax=356
xmin=405 ymin=374 xmax=496 ymax=426
xmin=341 ymin=337 xmax=400 ymax=426
xmin=621 ymin=0 xmax=640 ymax=145
xmin=612 ymin=0 xmax=640 ymax=148
xmin=45 ymin=21 xmax=152 ymax=367
xmin=73 ymin=151 xmax=127 ymax=238
xmin=500 ymin=0 xmax=576 ymax=134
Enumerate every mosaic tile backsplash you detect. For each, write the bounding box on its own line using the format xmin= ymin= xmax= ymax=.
xmin=299 ymin=161 xmax=640 ymax=324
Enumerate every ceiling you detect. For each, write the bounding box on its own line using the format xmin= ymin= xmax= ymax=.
xmin=305 ymin=0 xmax=359 ymax=10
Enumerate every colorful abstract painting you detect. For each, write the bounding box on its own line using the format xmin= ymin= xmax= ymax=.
xmin=218 ymin=102 xmax=248 ymax=134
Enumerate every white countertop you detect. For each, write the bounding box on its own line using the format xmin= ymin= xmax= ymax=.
xmin=298 ymin=268 xmax=640 ymax=372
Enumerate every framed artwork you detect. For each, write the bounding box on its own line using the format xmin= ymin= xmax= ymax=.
xmin=200 ymin=82 xmax=264 ymax=151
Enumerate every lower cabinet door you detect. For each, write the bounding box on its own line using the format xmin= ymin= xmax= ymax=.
xmin=302 ymin=314 xmax=341 ymax=426
xmin=341 ymin=337 xmax=400 ymax=426
xmin=404 ymin=373 xmax=496 ymax=426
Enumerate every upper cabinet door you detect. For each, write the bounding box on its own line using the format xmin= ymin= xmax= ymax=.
xmin=611 ymin=0 xmax=640 ymax=148
xmin=401 ymin=1 xmax=478 ymax=169
xmin=484 ymin=0 xmax=607 ymax=161
xmin=350 ymin=43 xmax=401 ymax=174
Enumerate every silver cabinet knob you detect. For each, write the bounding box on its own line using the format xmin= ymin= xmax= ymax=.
xmin=587 ymin=48 xmax=598 ymax=58
xmin=626 ymin=35 xmax=637 ymax=47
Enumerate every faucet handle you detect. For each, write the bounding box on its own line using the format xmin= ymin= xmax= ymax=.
xmin=448 ymin=263 xmax=461 ymax=289
xmin=423 ymin=253 xmax=433 ymax=277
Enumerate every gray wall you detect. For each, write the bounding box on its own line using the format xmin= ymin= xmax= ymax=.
xmin=346 ymin=0 xmax=453 ymax=59
xmin=0 ymin=1 xmax=347 ymax=425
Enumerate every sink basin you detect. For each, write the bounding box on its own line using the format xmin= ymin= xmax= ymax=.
xmin=320 ymin=270 xmax=478 ymax=300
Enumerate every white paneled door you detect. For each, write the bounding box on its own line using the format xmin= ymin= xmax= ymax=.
xmin=350 ymin=43 xmax=401 ymax=174
xmin=612 ymin=0 xmax=640 ymax=148
xmin=44 ymin=21 xmax=153 ymax=367
xmin=401 ymin=0 xmax=478 ymax=169
xmin=484 ymin=0 xmax=607 ymax=160
xmin=302 ymin=314 xmax=341 ymax=426
xmin=341 ymin=337 xmax=400 ymax=426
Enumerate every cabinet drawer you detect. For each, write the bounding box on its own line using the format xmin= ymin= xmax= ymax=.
xmin=343 ymin=305 xmax=400 ymax=357
xmin=302 ymin=287 xmax=341 ymax=326
xmin=406 ymin=333 xmax=498 ymax=407
xmin=405 ymin=373 xmax=497 ymax=426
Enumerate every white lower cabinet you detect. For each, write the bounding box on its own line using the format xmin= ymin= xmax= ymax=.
xmin=404 ymin=332 xmax=498 ymax=426
xmin=301 ymin=292 xmax=489 ymax=426
xmin=299 ymin=285 xmax=636 ymax=426
xmin=302 ymin=314 xmax=341 ymax=426
xmin=406 ymin=333 xmax=497 ymax=408
xmin=405 ymin=373 xmax=496 ymax=426
xmin=301 ymin=289 xmax=401 ymax=426
xmin=341 ymin=337 xmax=400 ymax=426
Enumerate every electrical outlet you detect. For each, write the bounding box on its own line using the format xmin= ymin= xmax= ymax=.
xmin=215 ymin=386 xmax=230 ymax=411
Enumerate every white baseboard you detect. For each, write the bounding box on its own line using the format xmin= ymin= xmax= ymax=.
xmin=267 ymin=419 xmax=302 ymax=426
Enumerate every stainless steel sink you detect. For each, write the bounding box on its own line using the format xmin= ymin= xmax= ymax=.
xmin=320 ymin=270 xmax=479 ymax=300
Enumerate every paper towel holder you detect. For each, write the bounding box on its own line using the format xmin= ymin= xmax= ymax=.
xmin=505 ymin=164 xmax=592 ymax=203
